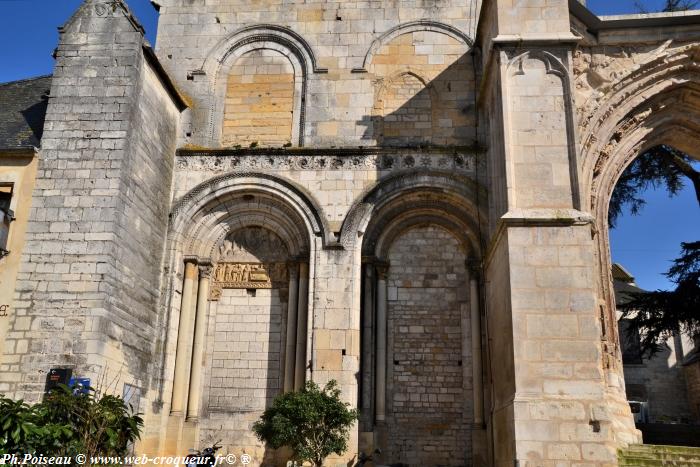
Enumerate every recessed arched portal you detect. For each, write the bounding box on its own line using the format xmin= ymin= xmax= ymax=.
xmin=163 ymin=173 xmax=325 ymax=462
xmin=349 ymin=171 xmax=486 ymax=467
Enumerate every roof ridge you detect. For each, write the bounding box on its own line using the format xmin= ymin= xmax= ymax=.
xmin=0 ymin=74 xmax=52 ymax=87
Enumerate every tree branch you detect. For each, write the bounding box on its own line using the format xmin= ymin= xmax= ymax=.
xmin=660 ymin=150 xmax=700 ymax=207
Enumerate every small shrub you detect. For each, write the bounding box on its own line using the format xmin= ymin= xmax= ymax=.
xmin=0 ymin=385 xmax=143 ymax=462
xmin=252 ymin=380 xmax=358 ymax=467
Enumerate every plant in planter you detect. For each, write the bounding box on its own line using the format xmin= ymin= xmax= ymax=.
xmin=0 ymin=384 xmax=143 ymax=462
xmin=252 ymin=380 xmax=358 ymax=467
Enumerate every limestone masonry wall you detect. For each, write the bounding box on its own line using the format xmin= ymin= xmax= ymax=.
xmin=202 ymin=288 xmax=287 ymax=464
xmin=223 ymin=50 xmax=295 ymax=147
xmin=154 ymin=0 xmax=479 ymax=148
xmin=384 ymin=226 xmax=471 ymax=466
xmin=0 ymin=0 xmax=181 ymax=403
xmin=4 ymin=1 xmax=700 ymax=466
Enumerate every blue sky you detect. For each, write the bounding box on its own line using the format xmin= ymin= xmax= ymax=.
xmin=587 ymin=0 xmax=678 ymax=14
xmin=0 ymin=0 xmax=697 ymax=291
xmin=611 ymin=182 xmax=699 ymax=291
xmin=0 ymin=0 xmax=680 ymax=83
xmin=0 ymin=0 xmax=158 ymax=84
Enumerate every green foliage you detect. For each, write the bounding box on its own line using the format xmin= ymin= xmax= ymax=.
xmin=608 ymin=146 xmax=698 ymax=228
xmin=662 ymin=0 xmax=698 ymax=11
xmin=0 ymin=385 xmax=143 ymax=462
xmin=609 ymin=144 xmax=699 ymax=354
xmin=252 ymin=380 xmax=358 ymax=467
xmin=621 ymin=242 xmax=700 ymax=355
xmin=634 ymin=0 xmax=698 ymax=13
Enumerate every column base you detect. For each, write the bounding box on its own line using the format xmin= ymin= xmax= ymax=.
xmin=164 ymin=413 xmax=185 ymax=456
xmin=182 ymin=419 xmax=199 ymax=454
xmin=471 ymin=425 xmax=489 ymax=467
xmin=358 ymin=431 xmax=374 ymax=455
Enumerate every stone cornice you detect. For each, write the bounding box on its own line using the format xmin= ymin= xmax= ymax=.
xmin=176 ymin=145 xmax=483 ymax=158
xmin=491 ymin=34 xmax=582 ymax=47
xmin=483 ymin=209 xmax=596 ymax=270
xmin=175 ymin=146 xmax=482 ymax=174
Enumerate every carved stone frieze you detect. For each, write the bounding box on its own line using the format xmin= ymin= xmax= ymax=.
xmin=573 ymin=41 xmax=683 ymax=131
xmin=216 ymin=227 xmax=288 ymax=263
xmin=175 ymin=152 xmax=476 ymax=173
xmin=209 ymin=262 xmax=288 ymax=300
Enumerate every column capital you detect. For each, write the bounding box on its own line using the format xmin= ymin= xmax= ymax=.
xmin=183 ymin=255 xmax=199 ymax=265
xmin=375 ymin=261 xmax=389 ymax=280
xmin=287 ymin=261 xmax=300 ymax=279
xmin=466 ymin=258 xmax=482 ymax=278
xmin=198 ymin=262 xmax=213 ymax=279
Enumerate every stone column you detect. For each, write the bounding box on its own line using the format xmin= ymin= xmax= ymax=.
xmin=294 ymin=262 xmax=309 ymax=390
xmin=461 ymin=265 xmax=472 ymax=423
xmin=469 ymin=262 xmax=483 ymax=426
xmin=186 ymin=263 xmax=212 ymax=421
xmin=375 ymin=264 xmax=388 ymax=422
xmin=361 ymin=263 xmax=375 ymax=418
xmin=284 ymin=263 xmax=299 ymax=392
xmin=171 ymin=259 xmax=198 ymax=415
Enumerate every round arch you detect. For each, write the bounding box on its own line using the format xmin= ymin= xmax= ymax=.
xmin=355 ymin=20 xmax=473 ymax=72
xmin=340 ymin=170 xmax=486 ymax=252
xmin=170 ymin=172 xmax=329 ymax=256
xmin=155 ymin=172 xmax=327 ymax=424
xmin=353 ymin=170 xmax=486 ymax=466
xmin=200 ymin=25 xmax=325 ymax=146
xmin=371 ymin=70 xmax=441 ymax=146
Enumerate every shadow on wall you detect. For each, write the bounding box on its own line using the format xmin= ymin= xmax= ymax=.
xmin=20 ymin=97 xmax=49 ymax=144
xmin=354 ymin=40 xmax=481 ymax=466
xmin=358 ymin=53 xmax=477 ymax=148
xmin=620 ymin=322 xmax=696 ymax=424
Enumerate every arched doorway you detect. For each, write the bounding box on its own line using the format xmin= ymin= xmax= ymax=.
xmin=163 ymin=174 xmax=325 ymax=464
xmin=351 ymin=172 xmax=486 ymax=467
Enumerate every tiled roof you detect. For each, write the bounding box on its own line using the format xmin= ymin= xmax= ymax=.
xmin=614 ymin=279 xmax=646 ymax=306
xmin=612 ymin=263 xmax=646 ymax=306
xmin=0 ymin=75 xmax=51 ymax=149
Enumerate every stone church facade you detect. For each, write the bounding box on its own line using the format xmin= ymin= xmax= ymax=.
xmin=0 ymin=0 xmax=699 ymax=465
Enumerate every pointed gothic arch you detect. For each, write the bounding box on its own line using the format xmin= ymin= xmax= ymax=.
xmin=577 ymin=45 xmax=700 ymax=374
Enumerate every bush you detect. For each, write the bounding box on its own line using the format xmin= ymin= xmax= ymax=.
xmin=252 ymin=380 xmax=358 ymax=467
xmin=0 ymin=385 xmax=143 ymax=461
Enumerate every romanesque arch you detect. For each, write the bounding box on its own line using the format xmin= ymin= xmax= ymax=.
xmin=355 ymin=20 xmax=473 ymax=72
xmin=161 ymin=173 xmax=326 ymax=460
xmin=371 ymin=71 xmax=438 ymax=146
xmin=347 ymin=171 xmax=486 ymax=466
xmin=201 ymin=25 xmax=325 ymax=147
xmin=577 ymin=44 xmax=700 ymax=374
xmin=360 ymin=21 xmax=476 ymax=147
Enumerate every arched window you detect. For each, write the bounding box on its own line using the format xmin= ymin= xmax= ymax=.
xmin=223 ymin=49 xmax=296 ymax=147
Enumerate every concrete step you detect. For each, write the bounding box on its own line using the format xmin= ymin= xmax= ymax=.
xmin=625 ymin=446 xmax=700 ymax=457
xmin=619 ymin=445 xmax=700 ymax=467
xmin=620 ymin=457 xmax=700 ymax=466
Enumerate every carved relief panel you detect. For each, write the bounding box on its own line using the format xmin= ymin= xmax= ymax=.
xmin=210 ymin=226 xmax=289 ymax=300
